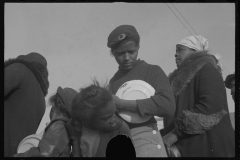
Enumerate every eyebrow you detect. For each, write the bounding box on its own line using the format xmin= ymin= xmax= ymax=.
xmin=115 ymin=47 xmax=138 ymax=52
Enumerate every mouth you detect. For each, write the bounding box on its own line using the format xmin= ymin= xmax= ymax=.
xmin=123 ymin=63 xmax=132 ymax=67
xmin=175 ymin=59 xmax=180 ymax=63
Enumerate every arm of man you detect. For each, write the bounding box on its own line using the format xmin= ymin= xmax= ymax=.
xmin=4 ymin=63 xmax=25 ymax=97
xmin=137 ymin=65 xmax=176 ymax=118
xmin=114 ymin=65 xmax=176 ymax=118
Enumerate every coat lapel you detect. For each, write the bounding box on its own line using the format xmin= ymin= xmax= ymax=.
xmin=169 ymin=51 xmax=218 ymax=96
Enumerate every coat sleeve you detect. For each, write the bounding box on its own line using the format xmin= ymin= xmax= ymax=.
xmin=174 ymin=64 xmax=228 ymax=137
xmin=136 ymin=65 xmax=176 ymax=117
xmin=192 ymin=63 xmax=226 ymax=114
xmin=14 ymin=121 xmax=70 ymax=157
xmin=4 ymin=63 xmax=26 ymax=97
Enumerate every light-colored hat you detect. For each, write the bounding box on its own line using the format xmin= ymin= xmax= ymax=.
xmin=177 ymin=35 xmax=209 ymax=51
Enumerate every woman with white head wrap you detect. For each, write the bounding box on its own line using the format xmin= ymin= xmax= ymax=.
xmin=175 ymin=35 xmax=223 ymax=74
xmin=177 ymin=35 xmax=209 ymax=51
xmin=162 ymin=35 xmax=235 ymax=157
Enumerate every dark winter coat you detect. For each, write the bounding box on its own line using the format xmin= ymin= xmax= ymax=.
xmin=4 ymin=58 xmax=49 ymax=157
xmin=68 ymin=118 xmax=132 ymax=157
xmin=164 ymin=51 xmax=235 ymax=157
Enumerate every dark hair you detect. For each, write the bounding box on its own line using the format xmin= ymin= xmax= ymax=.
xmin=71 ymin=78 xmax=113 ymax=123
xmin=48 ymin=93 xmax=71 ymax=119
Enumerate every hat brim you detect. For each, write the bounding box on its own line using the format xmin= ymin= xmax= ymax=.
xmin=225 ymin=74 xmax=235 ymax=89
xmin=57 ymin=87 xmax=68 ymax=107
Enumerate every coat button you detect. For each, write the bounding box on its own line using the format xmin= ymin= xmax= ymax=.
xmin=157 ymin=145 xmax=161 ymax=149
xmin=153 ymin=130 xmax=156 ymax=134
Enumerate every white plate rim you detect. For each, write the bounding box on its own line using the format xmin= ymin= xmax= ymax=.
xmin=17 ymin=134 xmax=42 ymax=153
xmin=115 ymin=80 xmax=155 ymax=123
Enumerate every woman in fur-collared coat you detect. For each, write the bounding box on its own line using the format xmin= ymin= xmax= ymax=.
xmin=163 ymin=35 xmax=235 ymax=157
xmin=4 ymin=52 xmax=49 ymax=157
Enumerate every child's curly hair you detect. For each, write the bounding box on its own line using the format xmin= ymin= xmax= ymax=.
xmin=48 ymin=93 xmax=71 ymax=119
xmin=71 ymin=78 xmax=112 ymax=123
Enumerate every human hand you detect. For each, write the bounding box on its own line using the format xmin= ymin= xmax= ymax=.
xmin=112 ymin=95 xmax=123 ymax=110
xmin=163 ymin=131 xmax=181 ymax=157
xmin=162 ymin=132 xmax=178 ymax=147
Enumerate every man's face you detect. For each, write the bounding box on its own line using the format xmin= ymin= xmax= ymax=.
xmin=90 ymin=100 xmax=121 ymax=132
xmin=230 ymin=79 xmax=235 ymax=101
xmin=175 ymin=44 xmax=195 ymax=67
xmin=112 ymin=41 xmax=139 ymax=71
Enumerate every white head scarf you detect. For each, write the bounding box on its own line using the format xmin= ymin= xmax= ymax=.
xmin=177 ymin=35 xmax=209 ymax=51
xmin=178 ymin=35 xmax=224 ymax=75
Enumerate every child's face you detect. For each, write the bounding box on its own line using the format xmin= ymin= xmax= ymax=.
xmin=91 ymin=100 xmax=121 ymax=132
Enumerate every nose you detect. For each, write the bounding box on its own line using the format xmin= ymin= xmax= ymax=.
xmin=109 ymin=120 xmax=114 ymax=124
xmin=123 ymin=52 xmax=130 ymax=61
xmin=175 ymin=52 xmax=178 ymax=58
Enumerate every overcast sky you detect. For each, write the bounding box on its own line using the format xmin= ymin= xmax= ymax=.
xmin=4 ymin=3 xmax=235 ymax=134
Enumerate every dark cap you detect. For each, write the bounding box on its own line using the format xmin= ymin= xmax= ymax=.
xmin=107 ymin=25 xmax=140 ymax=49
xmin=225 ymin=73 xmax=235 ymax=89
xmin=57 ymin=87 xmax=78 ymax=114
xmin=17 ymin=52 xmax=47 ymax=67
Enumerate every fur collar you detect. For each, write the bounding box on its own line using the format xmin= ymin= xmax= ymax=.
xmin=4 ymin=58 xmax=49 ymax=96
xmin=169 ymin=51 xmax=218 ymax=96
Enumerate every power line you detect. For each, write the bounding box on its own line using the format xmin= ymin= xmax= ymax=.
xmin=171 ymin=3 xmax=198 ymax=35
xmin=208 ymin=49 xmax=230 ymax=75
xmin=165 ymin=3 xmax=193 ymax=35
xmin=165 ymin=3 xmax=231 ymax=76
xmin=222 ymin=63 xmax=230 ymax=74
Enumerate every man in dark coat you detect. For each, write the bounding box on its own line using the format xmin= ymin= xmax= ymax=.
xmin=163 ymin=35 xmax=235 ymax=157
xmin=225 ymin=73 xmax=235 ymax=130
xmin=4 ymin=52 xmax=49 ymax=157
xmin=225 ymin=73 xmax=235 ymax=102
xmin=107 ymin=25 xmax=175 ymax=157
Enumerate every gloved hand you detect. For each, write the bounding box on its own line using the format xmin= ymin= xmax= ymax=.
xmin=162 ymin=131 xmax=178 ymax=147
xmin=162 ymin=130 xmax=181 ymax=157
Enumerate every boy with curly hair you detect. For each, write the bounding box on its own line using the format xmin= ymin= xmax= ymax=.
xmin=68 ymin=80 xmax=133 ymax=157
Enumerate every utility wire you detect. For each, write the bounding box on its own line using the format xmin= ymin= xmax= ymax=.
xmin=165 ymin=3 xmax=231 ymax=76
xmin=171 ymin=3 xmax=198 ymax=35
xmin=208 ymin=49 xmax=230 ymax=75
xmin=165 ymin=3 xmax=193 ymax=35
xmin=222 ymin=64 xmax=230 ymax=74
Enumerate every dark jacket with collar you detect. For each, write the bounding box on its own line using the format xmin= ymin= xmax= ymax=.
xmin=67 ymin=118 xmax=132 ymax=157
xmin=13 ymin=117 xmax=132 ymax=157
xmin=164 ymin=51 xmax=235 ymax=157
xmin=4 ymin=58 xmax=49 ymax=157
